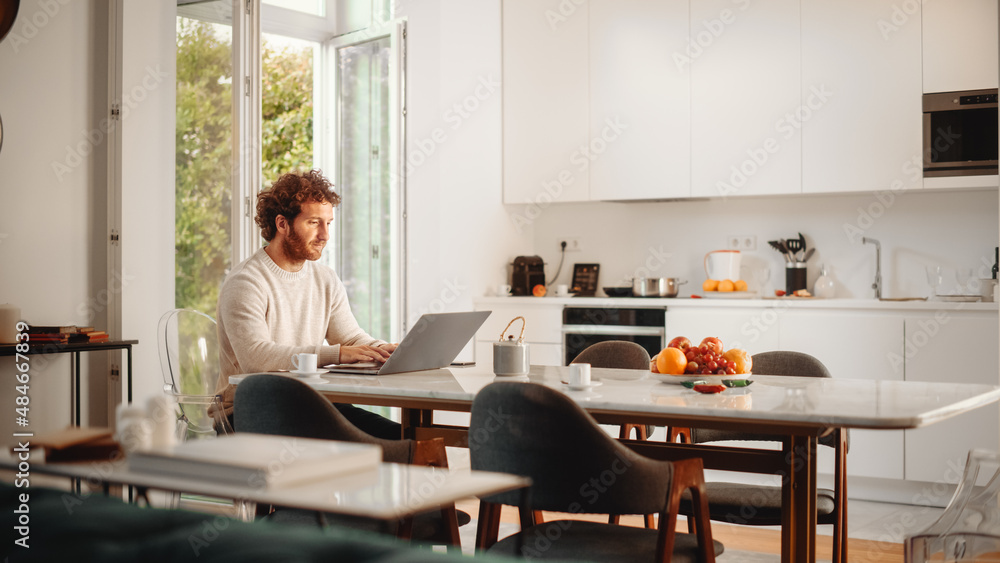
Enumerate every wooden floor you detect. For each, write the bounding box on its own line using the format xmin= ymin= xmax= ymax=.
xmin=454 ymin=499 xmax=906 ymax=562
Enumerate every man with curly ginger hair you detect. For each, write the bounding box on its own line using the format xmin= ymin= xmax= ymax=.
xmin=214 ymin=169 xmax=400 ymax=438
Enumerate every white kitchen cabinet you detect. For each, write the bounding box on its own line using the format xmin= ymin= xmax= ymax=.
xmin=502 ymin=0 xmax=590 ymax=205
xmin=665 ymin=307 xmax=781 ymax=354
xmin=474 ymin=301 xmax=563 ymax=366
xmin=779 ymin=310 xmax=906 ymax=480
xmin=587 ymin=0 xmax=690 ymax=201
xmin=801 ymin=0 xmax=923 ymax=194
xmin=922 ymin=0 xmax=999 ymax=93
xmin=690 ymin=0 xmax=801 ymax=198
xmin=904 ymin=315 xmax=1000 ymax=484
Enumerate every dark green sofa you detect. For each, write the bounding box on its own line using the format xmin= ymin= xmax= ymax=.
xmin=1 ymin=481 xmax=513 ymax=562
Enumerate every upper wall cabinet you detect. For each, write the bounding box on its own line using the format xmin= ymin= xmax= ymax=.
xmin=922 ymin=0 xmax=999 ymax=93
xmin=690 ymin=0 xmax=802 ymax=198
xmin=801 ymin=0 xmax=923 ymax=194
xmin=502 ymin=0 xmax=591 ymax=205
xmin=588 ymin=1 xmax=690 ymax=200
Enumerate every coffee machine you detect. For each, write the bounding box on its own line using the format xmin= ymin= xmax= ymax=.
xmin=511 ymin=256 xmax=545 ymax=296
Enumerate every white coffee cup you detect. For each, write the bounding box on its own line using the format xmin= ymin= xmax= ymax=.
xmin=291 ymin=352 xmax=319 ymax=373
xmin=569 ymin=363 xmax=591 ymax=388
xmin=555 ymin=284 xmax=569 ymax=296
xmin=497 ymin=284 xmax=512 ymax=297
xmin=146 ymin=395 xmax=178 ymax=448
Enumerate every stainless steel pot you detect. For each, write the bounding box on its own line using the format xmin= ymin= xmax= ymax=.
xmin=631 ymin=277 xmax=687 ymax=297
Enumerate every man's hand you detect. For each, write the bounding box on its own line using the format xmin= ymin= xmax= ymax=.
xmin=340 ymin=345 xmax=392 ymax=364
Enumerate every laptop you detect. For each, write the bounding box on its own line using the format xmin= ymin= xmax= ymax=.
xmin=324 ymin=311 xmax=491 ymax=376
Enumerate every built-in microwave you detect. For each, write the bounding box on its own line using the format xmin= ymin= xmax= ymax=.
xmin=923 ymin=89 xmax=998 ymax=177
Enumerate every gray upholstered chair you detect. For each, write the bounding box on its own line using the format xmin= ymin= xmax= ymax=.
xmin=233 ymin=373 xmax=469 ymax=548
xmin=675 ymin=350 xmax=849 ymax=563
xmin=470 ymin=381 xmax=723 ymax=562
xmin=570 ymin=340 xmax=653 ymax=441
xmin=571 ymin=340 xmax=656 ymax=528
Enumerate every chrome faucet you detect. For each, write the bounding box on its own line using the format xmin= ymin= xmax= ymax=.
xmin=863 ymin=237 xmax=882 ymax=299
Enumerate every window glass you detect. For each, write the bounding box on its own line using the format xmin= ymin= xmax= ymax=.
xmin=175 ymin=10 xmax=234 ymax=314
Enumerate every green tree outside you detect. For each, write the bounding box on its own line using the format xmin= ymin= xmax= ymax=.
xmin=175 ymin=19 xmax=314 ymax=315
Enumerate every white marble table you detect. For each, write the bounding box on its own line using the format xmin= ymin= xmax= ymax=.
xmin=232 ymin=365 xmax=1000 ymax=562
xmin=1 ymin=457 xmax=528 ymax=523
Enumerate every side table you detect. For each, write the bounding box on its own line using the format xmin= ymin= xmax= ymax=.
xmin=0 ymin=340 xmax=137 ymax=426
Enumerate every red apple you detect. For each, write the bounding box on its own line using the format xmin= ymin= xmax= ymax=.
xmin=667 ymin=336 xmax=691 ymax=350
xmin=700 ymin=336 xmax=724 ymax=354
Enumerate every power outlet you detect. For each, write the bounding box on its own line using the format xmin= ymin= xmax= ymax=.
xmin=560 ymin=237 xmax=582 ymax=252
xmin=727 ymin=234 xmax=757 ymax=251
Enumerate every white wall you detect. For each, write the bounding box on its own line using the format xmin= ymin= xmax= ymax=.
xmin=396 ymin=0 xmax=533 ymax=347
xmin=0 ymin=0 xmax=174 ymax=439
xmin=119 ymin=0 xmax=176 ymax=409
xmin=0 ymin=1 xmax=110 ymax=436
xmin=529 ymin=189 xmax=999 ymax=300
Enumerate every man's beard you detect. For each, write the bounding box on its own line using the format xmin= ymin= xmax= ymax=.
xmin=282 ymin=227 xmax=325 ymax=261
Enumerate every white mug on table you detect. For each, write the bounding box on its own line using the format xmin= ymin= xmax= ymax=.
xmin=555 ymin=284 xmax=569 ymax=297
xmin=291 ymin=352 xmax=318 ymax=373
xmin=569 ymin=363 xmax=591 ymax=388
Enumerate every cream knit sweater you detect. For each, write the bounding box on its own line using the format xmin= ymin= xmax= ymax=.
xmin=214 ymin=248 xmax=384 ymax=413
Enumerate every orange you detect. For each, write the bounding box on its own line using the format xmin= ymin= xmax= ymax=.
xmin=734 ymin=279 xmax=748 ymax=292
xmin=655 ymin=347 xmax=688 ymax=375
xmin=702 ymin=279 xmax=719 ymax=292
xmin=718 ymin=279 xmax=735 ymax=292
xmin=532 ymin=284 xmax=546 ymax=297
xmin=723 ymin=348 xmax=752 ymax=374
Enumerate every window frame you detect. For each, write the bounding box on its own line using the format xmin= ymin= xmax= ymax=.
xmin=323 ymin=20 xmax=407 ymax=340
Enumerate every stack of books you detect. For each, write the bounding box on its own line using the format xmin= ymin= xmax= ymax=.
xmin=27 ymin=325 xmax=109 ymax=345
xmin=127 ymin=434 xmax=382 ymax=488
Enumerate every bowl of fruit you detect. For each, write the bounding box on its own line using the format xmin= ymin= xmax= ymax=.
xmin=649 ymin=336 xmax=752 ymax=386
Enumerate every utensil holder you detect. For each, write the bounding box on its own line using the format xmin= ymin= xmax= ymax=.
xmin=785 ymin=263 xmax=807 ymax=295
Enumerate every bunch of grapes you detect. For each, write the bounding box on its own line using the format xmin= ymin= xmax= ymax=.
xmin=683 ymin=345 xmax=737 ymax=375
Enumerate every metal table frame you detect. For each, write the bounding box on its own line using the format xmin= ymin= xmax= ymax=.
xmin=0 ymin=340 xmax=137 ymax=425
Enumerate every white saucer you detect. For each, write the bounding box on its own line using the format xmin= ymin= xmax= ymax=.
xmin=560 ymin=381 xmax=603 ymax=391
xmin=289 ymin=369 xmax=329 ymax=377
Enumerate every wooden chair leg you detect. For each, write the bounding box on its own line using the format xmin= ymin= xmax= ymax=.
xmin=475 ymin=501 xmax=501 ymax=550
xmin=663 ymin=458 xmax=716 ymax=563
xmin=833 ymin=429 xmax=848 ymax=563
xmin=667 ymin=426 xmax=691 ymax=443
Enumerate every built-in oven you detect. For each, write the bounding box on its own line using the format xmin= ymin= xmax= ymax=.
xmin=562 ymin=307 xmax=666 ymax=366
xmin=923 ymin=89 xmax=998 ymax=177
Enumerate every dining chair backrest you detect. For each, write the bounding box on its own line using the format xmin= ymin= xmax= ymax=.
xmin=570 ymin=340 xmax=650 ymax=370
xmin=470 ymin=381 xmax=673 ymax=515
xmin=156 ymin=308 xmax=232 ymax=438
xmin=690 ymin=350 xmax=846 ymax=448
xmin=906 ymin=448 xmax=1000 ymax=562
xmin=233 ymin=373 xmax=414 ymax=463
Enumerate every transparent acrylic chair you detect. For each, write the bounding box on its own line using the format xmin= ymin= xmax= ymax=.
xmin=906 ymin=449 xmax=1000 ymax=562
xmin=157 ymin=308 xmax=233 ymax=440
xmin=156 ymin=308 xmax=249 ymax=519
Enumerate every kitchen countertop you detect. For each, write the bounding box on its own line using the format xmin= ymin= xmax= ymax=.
xmin=474 ymin=295 xmax=999 ymax=312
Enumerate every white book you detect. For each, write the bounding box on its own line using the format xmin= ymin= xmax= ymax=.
xmin=127 ymin=433 xmax=381 ymax=488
